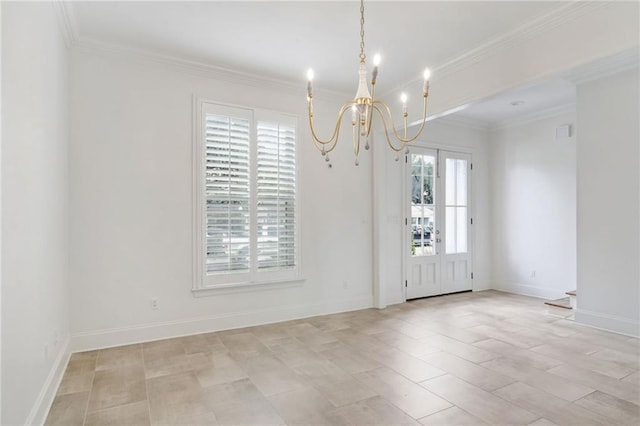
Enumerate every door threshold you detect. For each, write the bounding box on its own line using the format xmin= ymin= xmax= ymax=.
xmin=407 ymin=290 xmax=472 ymax=302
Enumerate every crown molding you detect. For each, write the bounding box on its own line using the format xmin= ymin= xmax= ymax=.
xmin=433 ymin=114 xmax=490 ymax=132
xmin=53 ymin=0 xmax=78 ymax=48
xmin=381 ymin=0 xmax=610 ymax=98
xmin=491 ymin=102 xmax=576 ymax=131
xmin=72 ymin=37 xmax=349 ymax=103
xmin=562 ymin=47 xmax=639 ymax=85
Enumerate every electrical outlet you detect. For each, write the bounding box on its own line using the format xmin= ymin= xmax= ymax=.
xmin=151 ymin=297 xmax=159 ymax=310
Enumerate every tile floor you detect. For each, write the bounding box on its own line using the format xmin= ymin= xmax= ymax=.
xmin=45 ymin=290 xmax=640 ymax=425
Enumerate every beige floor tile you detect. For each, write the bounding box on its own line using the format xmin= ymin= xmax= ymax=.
xmin=267 ymin=386 xmax=336 ymax=425
xmin=373 ymin=331 xmax=441 ymax=357
xmin=180 ymin=333 xmax=224 ymax=355
xmin=269 ymin=337 xmax=326 ymax=367
xmin=66 ymin=355 xmax=97 ymax=375
xmin=202 ymin=378 xmax=265 ymax=408
xmin=622 ymin=371 xmax=640 ymax=385
xmin=329 ymin=396 xmax=420 ymax=425
xmin=527 ymin=419 xmax=558 ymax=426
xmin=203 ymin=378 xmax=284 ymax=426
xmin=69 ymin=350 xmax=100 ymax=363
xmin=418 ymin=406 xmax=488 ymax=426
xmin=144 ymin=352 xmax=192 ymax=380
xmin=85 ymin=400 xmax=151 ymax=426
xmin=57 ymin=369 xmax=95 ymax=396
xmin=574 ymin=390 xmax=640 ymax=425
xmin=319 ymin=345 xmax=382 ymax=374
xmin=420 ymin=374 xmax=538 ymax=425
xmin=235 ymin=353 xmax=306 ymax=396
xmin=295 ymin=330 xmax=340 ymax=350
xmin=95 ymin=344 xmax=143 ymax=371
xmin=147 ymin=371 xmax=216 ymax=425
xmin=142 ymin=338 xmax=184 ymax=362
xmin=531 ymin=343 xmax=635 ymax=379
xmin=87 ymin=364 xmax=147 ymax=412
xmin=45 ymin=291 xmax=640 ymax=425
xmin=285 ymin=322 xmax=323 ymax=337
xmin=367 ymin=347 xmax=446 ymax=382
xmin=481 ymin=357 xmax=594 ymax=401
xmin=293 ymin=359 xmax=376 ymax=407
xmin=468 ymin=324 xmax=545 ymax=349
xmin=548 ymin=363 xmax=640 ymax=405
xmin=420 ymin=334 xmax=499 ymax=364
xmin=45 ymin=391 xmax=89 ymax=426
xmin=421 ymin=351 xmax=516 ymax=391
xmin=473 ymin=339 xmax=563 ymax=370
xmin=354 ymin=367 xmax=452 ymax=419
xmin=422 ymin=323 xmax=488 ymax=344
xmin=211 ymin=398 xmax=284 ymax=426
xmin=219 ymin=332 xmax=270 ymax=357
xmin=493 ymin=381 xmax=614 ymax=426
xmin=188 ymin=351 xmax=247 ymax=388
xmin=250 ymin=324 xmax=290 ymax=343
xmin=590 ymin=347 xmax=640 ymax=371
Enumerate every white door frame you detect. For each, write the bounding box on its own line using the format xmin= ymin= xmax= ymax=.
xmin=401 ymin=143 xmax=475 ymax=302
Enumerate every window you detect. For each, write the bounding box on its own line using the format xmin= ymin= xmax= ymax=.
xmin=194 ymin=101 xmax=299 ymax=290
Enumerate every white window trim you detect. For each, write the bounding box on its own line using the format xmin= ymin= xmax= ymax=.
xmin=192 ymin=97 xmax=303 ymax=294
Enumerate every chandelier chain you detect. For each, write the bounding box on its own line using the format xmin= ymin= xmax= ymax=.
xmin=359 ymin=0 xmax=366 ymax=62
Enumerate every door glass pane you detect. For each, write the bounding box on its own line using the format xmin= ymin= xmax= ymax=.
xmin=411 ymin=153 xmax=435 ymax=256
xmin=445 ymin=158 xmax=468 ymax=254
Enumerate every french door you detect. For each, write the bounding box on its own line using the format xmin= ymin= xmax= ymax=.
xmin=405 ymin=148 xmax=472 ymax=299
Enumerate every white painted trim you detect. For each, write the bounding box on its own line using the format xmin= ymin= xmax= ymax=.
xmin=491 ymin=103 xmax=576 ymax=131
xmin=491 ymin=282 xmax=567 ymax=301
xmin=24 ymin=335 xmax=70 ymax=426
xmin=563 ymin=48 xmax=640 ymax=85
xmin=575 ymin=309 xmax=640 ymax=338
xmin=70 ymin=296 xmax=373 ymax=352
xmin=434 ymin=115 xmax=490 ymax=131
xmin=72 ymin=38 xmax=347 ymax=102
xmin=52 ymin=0 xmax=77 ymax=48
xmin=381 ymin=0 xmax=609 ymax=98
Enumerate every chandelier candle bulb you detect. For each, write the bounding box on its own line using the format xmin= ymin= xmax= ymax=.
xmin=351 ymin=105 xmax=357 ymax=125
xmin=401 ymin=93 xmax=408 ymax=115
xmin=423 ymin=68 xmax=431 ymax=94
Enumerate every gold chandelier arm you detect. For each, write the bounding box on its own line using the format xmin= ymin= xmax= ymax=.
xmin=372 ymin=105 xmax=406 ymax=152
xmin=374 ymin=95 xmax=429 ymax=144
xmin=308 ymin=99 xmax=355 ymax=153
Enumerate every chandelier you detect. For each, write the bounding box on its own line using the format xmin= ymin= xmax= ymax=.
xmin=306 ymin=0 xmax=431 ymax=167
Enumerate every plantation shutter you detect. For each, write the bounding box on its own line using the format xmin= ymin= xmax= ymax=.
xmin=256 ymin=120 xmax=296 ymax=270
xmin=205 ymin=113 xmax=251 ymax=274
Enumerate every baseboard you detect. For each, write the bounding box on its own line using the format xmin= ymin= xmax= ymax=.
xmin=25 ymin=334 xmax=70 ymax=426
xmin=575 ymin=308 xmax=640 ymax=337
xmin=491 ymin=282 xmax=567 ymax=301
xmin=70 ymin=296 xmax=373 ymax=352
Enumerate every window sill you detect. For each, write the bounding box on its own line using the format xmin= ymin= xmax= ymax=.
xmin=192 ymin=278 xmax=305 ymax=298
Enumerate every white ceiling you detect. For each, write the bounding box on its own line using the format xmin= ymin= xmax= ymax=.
xmin=69 ymin=1 xmax=565 ymax=95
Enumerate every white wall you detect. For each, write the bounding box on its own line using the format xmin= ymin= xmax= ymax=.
xmin=490 ymin=111 xmax=577 ymax=300
xmin=575 ymin=68 xmax=640 ymax=336
xmin=374 ymin=119 xmax=491 ymax=306
xmin=1 ymin=2 xmax=71 ymax=425
xmin=69 ymin=49 xmax=374 ymax=350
